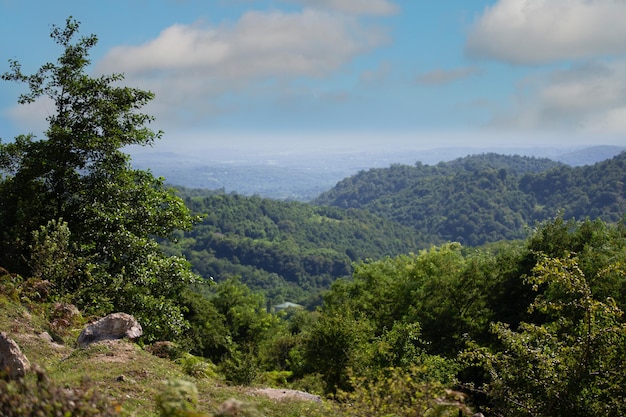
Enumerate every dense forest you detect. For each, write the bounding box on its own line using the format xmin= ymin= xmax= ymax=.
xmin=1 ymin=19 xmax=626 ymax=417
xmin=161 ymin=190 xmax=427 ymax=305
xmin=162 ymin=153 xmax=625 ymax=304
xmin=313 ymin=152 xmax=626 ymax=246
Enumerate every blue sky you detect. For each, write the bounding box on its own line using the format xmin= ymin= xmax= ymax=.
xmin=2 ymin=0 xmax=626 ymax=153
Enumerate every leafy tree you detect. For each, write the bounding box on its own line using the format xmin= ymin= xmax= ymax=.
xmin=0 ymin=18 xmax=198 ymax=342
xmin=465 ymin=255 xmax=626 ymax=416
xmin=301 ymin=308 xmax=374 ymax=394
xmin=207 ymin=277 xmax=274 ymax=346
xmin=323 ymin=243 xmax=497 ymax=357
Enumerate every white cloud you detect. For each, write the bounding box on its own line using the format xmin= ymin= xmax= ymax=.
xmin=4 ymin=96 xmax=53 ymax=136
xmin=95 ymin=9 xmax=387 ymax=126
xmin=467 ymin=0 xmax=626 ymax=65
xmin=415 ymin=67 xmax=482 ymax=85
xmin=488 ymin=60 xmax=626 ymax=133
xmin=99 ymin=10 xmax=384 ymax=79
xmin=283 ymin=0 xmax=398 ymax=16
xmin=586 ymin=107 xmax=626 ymax=134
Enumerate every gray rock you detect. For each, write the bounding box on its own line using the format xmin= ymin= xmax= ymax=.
xmin=38 ymin=331 xmax=54 ymax=342
xmin=77 ymin=313 xmax=142 ymax=348
xmin=0 ymin=332 xmax=31 ymax=379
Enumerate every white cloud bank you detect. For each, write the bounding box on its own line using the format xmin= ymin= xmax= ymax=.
xmin=95 ymin=9 xmax=387 ymax=126
xmin=490 ymin=60 xmax=626 ymax=133
xmin=467 ymin=0 xmax=626 ymax=65
xmin=99 ymin=10 xmax=384 ymax=79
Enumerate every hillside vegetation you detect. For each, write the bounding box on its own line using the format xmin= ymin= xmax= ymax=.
xmin=161 ymin=191 xmax=427 ymax=304
xmin=2 ymin=18 xmax=626 ymax=417
xmin=314 ymin=152 xmax=626 ymax=246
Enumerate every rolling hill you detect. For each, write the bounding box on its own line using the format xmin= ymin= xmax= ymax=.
xmin=313 ymin=152 xmax=626 ymax=246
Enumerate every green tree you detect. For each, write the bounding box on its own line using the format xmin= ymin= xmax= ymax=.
xmin=0 ymin=18 xmax=198 ymax=342
xmin=302 ymin=308 xmax=373 ymax=394
xmin=465 ymin=255 xmax=626 ymax=416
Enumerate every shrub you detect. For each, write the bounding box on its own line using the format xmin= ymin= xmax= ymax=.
xmin=218 ymin=347 xmax=260 ymax=386
xmin=0 ymin=368 xmax=119 ymax=417
xmin=175 ymin=353 xmax=219 ymax=379
xmin=155 ymin=379 xmax=204 ymax=417
xmin=336 ymin=365 xmax=461 ymax=417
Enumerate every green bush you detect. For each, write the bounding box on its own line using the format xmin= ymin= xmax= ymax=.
xmin=218 ymin=347 xmax=260 ymax=386
xmin=0 ymin=368 xmax=119 ymax=417
xmin=175 ymin=353 xmax=219 ymax=379
xmin=336 ymin=365 xmax=461 ymax=417
xmin=155 ymin=379 xmax=204 ymax=417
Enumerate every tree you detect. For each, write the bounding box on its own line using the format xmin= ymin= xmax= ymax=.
xmin=302 ymin=307 xmax=374 ymax=394
xmin=0 ymin=18 xmax=198 ymax=342
xmin=465 ymin=255 xmax=626 ymax=416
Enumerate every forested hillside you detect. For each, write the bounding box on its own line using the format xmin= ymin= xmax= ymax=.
xmin=314 ymin=152 xmax=626 ymax=245
xmin=162 ymin=190 xmax=427 ymax=304
xmin=2 ymin=20 xmax=626 ymax=417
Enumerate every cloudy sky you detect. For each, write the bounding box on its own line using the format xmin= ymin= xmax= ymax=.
xmin=1 ymin=0 xmax=626 ymax=153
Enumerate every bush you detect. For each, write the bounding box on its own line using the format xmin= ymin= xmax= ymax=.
xmin=218 ymin=347 xmax=260 ymax=386
xmin=0 ymin=368 xmax=119 ymax=417
xmin=336 ymin=365 xmax=461 ymax=417
xmin=155 ymin=379 xmax=204 ymax=417
xmin=175 ymin=353 xmax=219 ymax=379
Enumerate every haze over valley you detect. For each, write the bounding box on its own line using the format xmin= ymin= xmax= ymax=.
xmin=130 ymin=143 xmax=625 ymax=200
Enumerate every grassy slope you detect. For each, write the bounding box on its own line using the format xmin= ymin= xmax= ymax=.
xmin=0 ymin=295 xmax=331 ymax=417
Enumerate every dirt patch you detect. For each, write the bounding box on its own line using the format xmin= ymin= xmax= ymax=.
xmin=252 ymin=388 xmax=322 ymax=403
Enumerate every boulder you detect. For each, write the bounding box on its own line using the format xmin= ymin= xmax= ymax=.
xmin=0 ymin=332 xmax=31 ymax=379
xmin=77 ymin=313 xmax=142 ymax=348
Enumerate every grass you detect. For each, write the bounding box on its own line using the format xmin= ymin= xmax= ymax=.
xmin=0 ymin=292 xmax=334 ymax=417
xmin=1 ymin=279 xmax=465 ymax=417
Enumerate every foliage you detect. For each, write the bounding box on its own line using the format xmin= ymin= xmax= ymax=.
xmin=336 ymin=365 xmax=460 ymax=417
xmin=179 ymin=288 xmax=231 ymax=361
xmin=182 ymin=277 xmax=282 ymax=385
xmin=155 ymin=379 xmax=203 ymax=417
xmin=218 ymin=346 xmax=261 ymax=386
xmin=0 ymin=18 xmax=199 ymax=342
xmin=176 ymin=353 xmax=219 ymax=379
xmin=0 ymin=369 xmax=120 ymax=417
xmin=314 ymin=152 xmax=626 ymax=246
xmin=322 ymin=243 xmax=497 ymax=357
xmin=28 ymin=218 xmax=83 ymax=295
xmin=162 ymin=190 xmax=426 ymax=304
xmin=464 ymin=255 xmax=626 ymax=416
xmin=302 ymin=217 xmax=626 ymax=413
xmin=301 ymin=308 xmax=374 ymax=393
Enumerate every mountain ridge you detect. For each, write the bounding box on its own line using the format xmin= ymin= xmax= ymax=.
xmin=130 ymin=145 xmax=626 ymax=201
xmin=313 ymin=152 xmax=626 ymax=246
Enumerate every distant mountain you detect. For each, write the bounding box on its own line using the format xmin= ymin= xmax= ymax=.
xmin=130 ymin=145 xmax=625 ymax=201
xmin=313 ymin=152 xmax=626 ymax=246
xmin=553 ymin=145 xmax=626 ymax=166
